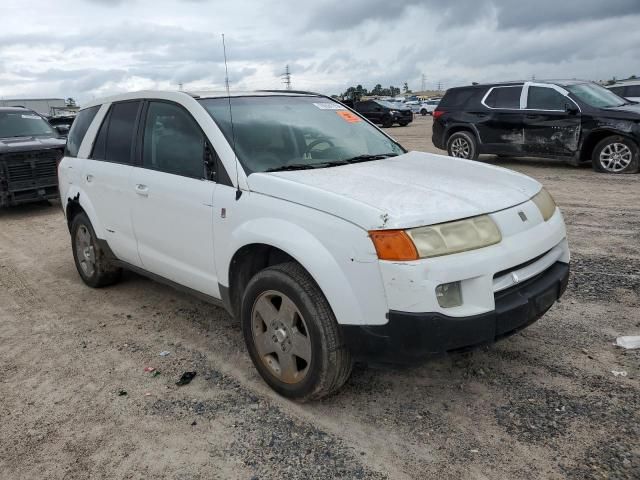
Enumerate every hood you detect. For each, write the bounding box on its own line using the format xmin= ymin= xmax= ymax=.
xmin=0 ymin=136 xmax=66 ymax=155
xmin=601 ymin=103 xmax=640 ymax=117
xmin=248 ymin=151 xmax=542 ymax=230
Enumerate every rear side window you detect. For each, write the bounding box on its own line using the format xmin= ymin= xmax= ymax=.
xmin=625 ymin=85 xmax=640 ymax=97
xmin=142 ymin=101 xmax=205 ymax=178
xmin=91 ymin=101 xmax=141 ymax=163
xmin=526 ymin=86 xmax=569 ymax=111
xmin=484 ymin=86 xmax=522 ymax=109
xmin=65 ymin=106 xmax=99 ymax=158
xmin=438 ymin=88 xmax=476 ymax=108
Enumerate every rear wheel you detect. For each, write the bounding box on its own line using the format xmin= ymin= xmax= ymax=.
xmin=420 ymin=109 xmax=428 ymax=116
xmin=241 ymin=262 xmax=352 ymax=401
xmin=592 ymin=136 xmax=639 ymax=174
xmin=399 ymin=121 xmax=410 ymax=127
xmin=70 ymin=213 xmax=121 ymax=288
xmin=447 ymin=131 xmax=479 ymax=160
xmin=382 ymin=116 xmax=394 ymax=128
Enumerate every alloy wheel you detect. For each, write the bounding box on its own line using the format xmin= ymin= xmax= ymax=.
xmin=450 ymin=137 xmax=471 ymax=158
xmin=75 ymin=225 xmax=96 ymax=277
xmin=251 ymin=290 xmax=312 ymax=384
xmin=599 ymin=143 xmax=632 ymax=172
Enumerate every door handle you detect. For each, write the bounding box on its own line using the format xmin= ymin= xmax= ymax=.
xmin=135 ymin=184 xmax=149 ymax=197
xmin=85 ymin=174 xmax=94 ymax=183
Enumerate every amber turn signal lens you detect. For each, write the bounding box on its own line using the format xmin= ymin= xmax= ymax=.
xmin=369 ymin=230 xmax=419 ymax=261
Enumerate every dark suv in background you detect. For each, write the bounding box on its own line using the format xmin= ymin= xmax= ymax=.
xmin=432 ymin=80 xmax=640 ymax=173
xmin=0 ymin=107 xmax=67 ymax=207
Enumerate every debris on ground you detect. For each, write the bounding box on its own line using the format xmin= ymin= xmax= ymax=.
xmin=176 ymin=371 xmax=197 ymax=386
xmin=615 ymin=336 xmax=640 ymax=350
xmin=118 ymin=390 xmax=127 ymax=396
xmin=144 ymin=366 xmax=156 ymax=373
xmin=611 ymin=370 xmax=628 ymax=377
xmin=152 ymin=371 xmax=161 ymax=377
xmin=159 ymin=351 xmax=170 ymax=357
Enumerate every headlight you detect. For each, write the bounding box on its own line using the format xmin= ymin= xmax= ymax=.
xmin=390 ymin=110 xmax=398 ymax=115
xmin=531 ymin=188 xmax=556 ymax=221
xmin=407 ymin=215 xmax=502 ymax=258
xmin=370 ymin=215 xmax=502 ymax=261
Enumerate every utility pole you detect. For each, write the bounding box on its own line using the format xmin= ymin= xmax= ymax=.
xmin=282 ymin=65 xmax=292 ymax=90
xmin=421 ymin=74 xmax=426 ymax=92
xmin=531 ymin=74 xmax=536 ymax=81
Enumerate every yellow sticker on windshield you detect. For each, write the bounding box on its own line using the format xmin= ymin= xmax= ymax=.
xmin=336 ymin=111 xmax=361 ymax=123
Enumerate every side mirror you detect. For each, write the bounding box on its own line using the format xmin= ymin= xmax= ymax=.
xmin=55 ymin=125 xmax=70 ymax=135
xmin=565 ymin=104 xmax=579 ymax=115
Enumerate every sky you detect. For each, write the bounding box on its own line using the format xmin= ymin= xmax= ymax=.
xmin=0 ymin=0 xmax=639 ymax=104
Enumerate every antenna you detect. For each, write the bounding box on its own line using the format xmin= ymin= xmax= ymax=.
xmin=222 ymin=33 xmax=242 ymax=200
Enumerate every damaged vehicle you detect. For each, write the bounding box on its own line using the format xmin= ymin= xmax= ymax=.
xmin=59 ymin=91 xmax=570 ymax=400
xmin=0 ymin=107 xmax=67 ymax=207
xmin=432 ymin=80 xmax=640 ymax=173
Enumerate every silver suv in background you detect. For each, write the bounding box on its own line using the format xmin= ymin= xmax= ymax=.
xmin=607 ymin=80 xmax=640 ymax=103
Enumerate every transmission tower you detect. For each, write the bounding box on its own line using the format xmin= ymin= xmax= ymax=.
xmin=437 ymin=81 xmax=443 ymax=92
xmin=282 ymin=65 xmax=292 ymax=90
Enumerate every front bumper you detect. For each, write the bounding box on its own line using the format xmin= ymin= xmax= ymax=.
xmin=341 ymin=261 xmax=569 ymax=363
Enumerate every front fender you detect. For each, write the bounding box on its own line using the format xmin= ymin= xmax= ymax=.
xmin=221 ymin=217 xmax=388 ymax=326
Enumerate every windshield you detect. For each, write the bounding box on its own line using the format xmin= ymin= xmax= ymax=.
xmin=376 ymin=100 xmax=402 ymax=109
xmin=199 ymin=96 xmax=405 ymax=174
xmin=566 ymin=83 xmax=627 ymax=108
xmin=0 ymin=111 xmax=56 ymax=138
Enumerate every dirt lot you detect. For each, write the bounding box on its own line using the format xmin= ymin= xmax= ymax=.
xmin=1 ymin=115 xmax=639 ymax=479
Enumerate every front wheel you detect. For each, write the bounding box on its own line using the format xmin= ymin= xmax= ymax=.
xmin=241 ymin=262 xmax=352 ymax=401
xmin=592 ymin=136 xmax=639 ymax=174
xmin=420 ymin=109 xmax=427 ymax=116
xmin=447 ymin=131 xmax=479 ymax=160
xmin=382 ymin=116 xmax=394 ymax=128
xmin=399 ymin=121 xmax=410 ymax=127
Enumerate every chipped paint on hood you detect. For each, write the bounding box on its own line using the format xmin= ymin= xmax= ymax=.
xmin=248 ymin=151 xmax=542 ymax=230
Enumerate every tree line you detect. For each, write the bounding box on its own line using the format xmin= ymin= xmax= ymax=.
xmin=337 ymin=83 xmax=413 ymax=100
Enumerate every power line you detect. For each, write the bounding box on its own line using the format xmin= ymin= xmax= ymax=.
xmin=281 ymin=65 xmax=292 ymax=90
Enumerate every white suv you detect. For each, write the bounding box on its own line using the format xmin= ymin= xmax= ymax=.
xmin=59 ymin=90 xmax=570 ymax=401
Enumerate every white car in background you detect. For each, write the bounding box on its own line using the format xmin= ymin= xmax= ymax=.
xmin=607 ymin=80 xmax=640 ymax=103
xmin=58 ymin=90 xmax=570 ymax=401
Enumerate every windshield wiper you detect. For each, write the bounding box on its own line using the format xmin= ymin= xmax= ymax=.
xmin=340 ymin=153 xmax=399 ymax=164
xmin=266 ymin=163 xmax=330 ymax=172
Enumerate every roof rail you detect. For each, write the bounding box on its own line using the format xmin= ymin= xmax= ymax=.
xmin=257 ymin=89 xmax=322 ymax=96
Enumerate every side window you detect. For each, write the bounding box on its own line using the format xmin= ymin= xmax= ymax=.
xmin=625 ymin=85 xmax=640 ymax=97
xmin=91 ymin=101 xmax=141 ymax=163
xmin=526 ymin=86 xmax=570 ymax=111
xmin=356 ymin=101 xmax=371 ymax=112
xmin=142 ymin=101 xmax=205 ymax=178
xmin=65 ymin=105 xmax=99 ymax=157
xmin=484 ymin=86 xmax=522 ymax=109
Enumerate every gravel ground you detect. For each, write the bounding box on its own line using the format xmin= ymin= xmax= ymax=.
xmin=1 ymin=115 xmax=638 ymax=479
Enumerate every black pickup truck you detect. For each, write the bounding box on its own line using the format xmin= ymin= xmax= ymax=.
xmin=0 ymin=107 xmax=67 ymax=207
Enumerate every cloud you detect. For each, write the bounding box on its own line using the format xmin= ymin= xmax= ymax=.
xmin=0 ymin=0 xmax=638 ymax=101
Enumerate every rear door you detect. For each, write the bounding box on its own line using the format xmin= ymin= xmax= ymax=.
xmin=476 ymin=85 xmax=524 ymax=154
xmin=521 ymin=83 xmax=581 ymax=157
xmin=129 ymin=100 xmax=219 ymax=297
xmin=83 ymin=100 xmax=142 ymax=265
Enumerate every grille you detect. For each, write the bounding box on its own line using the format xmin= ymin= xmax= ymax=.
xmin=493 ymin=248 xmax=551 ymax=280
xmin=3 ymin=149 xmax=62 ymax=184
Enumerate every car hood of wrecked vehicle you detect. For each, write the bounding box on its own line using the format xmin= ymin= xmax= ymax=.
xmin=247 ymin=151 xmax=542 ymax=230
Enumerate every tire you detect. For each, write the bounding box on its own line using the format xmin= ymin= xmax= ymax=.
xmin=420 ymin=109 xmax=427 ymax=116
xmin=382 ymin=116 xmax=394 ymax=128
xmin=70 ymin=212 xmax=122 ymax=288
xmin=447 ymin=131 xmax=479 ymax=160
xmin=399 ymin=121 xmax=410 ymax=127
xmin=241 ymin=262 xmax=352 ymax=401
xmin=591 ymin=135 xmax=639 ymax=174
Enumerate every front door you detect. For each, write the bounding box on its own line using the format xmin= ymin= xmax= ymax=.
xmin=130 ymin=100 xmax=219 ymax=297
xmin=522 ymin=83 xmax=582 ymax=157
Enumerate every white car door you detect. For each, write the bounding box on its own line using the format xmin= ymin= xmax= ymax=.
xmin=82 ymin=100 xmax=143 ymax=266
xmin=129 ymin=100 xmax=219 ymax=297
